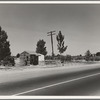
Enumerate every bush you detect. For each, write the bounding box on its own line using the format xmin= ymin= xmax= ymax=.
xmin=95 ymin=56 xmax=100 ymax=61
xmin=3 ymin=56 xmax=15 ymax=66
xmin=45 ymin=55 xmax=53 ymax=60
xmin=65 ymin=55 xmax=72 ymax=61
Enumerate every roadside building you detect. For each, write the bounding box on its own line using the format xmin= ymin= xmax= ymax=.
xmin=15 ymin=57 xmax=20 ymax=66
xmin=19 ymin=51 xmax=44 ymax=66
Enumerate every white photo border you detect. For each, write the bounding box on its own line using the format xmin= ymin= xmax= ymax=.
xmin=0 ymin=1 xmax=100 ymax=99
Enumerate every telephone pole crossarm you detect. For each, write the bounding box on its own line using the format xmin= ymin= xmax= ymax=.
xmin=47 ymin=31 xmax=56 ymax=34
xmin=47 ymin=33 xmax=56 ymax=36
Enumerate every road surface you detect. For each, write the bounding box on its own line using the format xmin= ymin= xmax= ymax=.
xmin=1 ymin=65 xmax=100 ymax=96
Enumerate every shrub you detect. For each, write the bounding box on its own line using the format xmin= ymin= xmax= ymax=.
xmin=3 ymin=56 xmax=15 ymax=66
xmin=65 ymin=55 xmax=72 ymax=61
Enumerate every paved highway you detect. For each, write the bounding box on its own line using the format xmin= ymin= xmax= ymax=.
xmin=1 ymin=65 xmax=100 ymax=96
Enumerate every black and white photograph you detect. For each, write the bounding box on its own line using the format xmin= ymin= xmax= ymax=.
xmin=1 ymin=3 xmax=100 ymax=97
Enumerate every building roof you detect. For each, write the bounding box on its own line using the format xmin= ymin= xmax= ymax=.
xmin=21 ymin=51 xmax=43 ymax=56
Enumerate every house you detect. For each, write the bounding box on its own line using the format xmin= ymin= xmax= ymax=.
xmin=19 ymin=51 xmax=44 ymax=66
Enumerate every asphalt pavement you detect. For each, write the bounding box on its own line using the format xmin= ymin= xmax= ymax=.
xmin=1 ymin=66 xmax=100 ymax=95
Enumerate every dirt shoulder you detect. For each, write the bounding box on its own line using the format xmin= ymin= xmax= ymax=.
xmin=0 ymin=62 xmax=100 ymax=84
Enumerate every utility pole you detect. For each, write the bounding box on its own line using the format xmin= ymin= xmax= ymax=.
xmin=47 ymin=31 xmax=56 ymax=58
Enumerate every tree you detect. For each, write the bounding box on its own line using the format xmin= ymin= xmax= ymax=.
xmin=56 ymin=31 xmax=67 ymax=64
xmin=36 ymin=39 xmax=47 ymax=56
xmin=96 ymin=52 xmax=100 ymax=56
xmin=85 ymin=50 xmax=92 ymax=61
xmin=56 ymin=31 xmax=67 ymax=55
xmin=0 ymin=26 xmax=11 ymax=61
xmin=16 ymin=53 xmax=20 ymax=58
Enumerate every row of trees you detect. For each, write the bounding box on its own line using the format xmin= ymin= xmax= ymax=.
xmin=45 ymin=50 xmax=100 ymax=62
xmin=84 ymin=50 xmax=100 ymax=61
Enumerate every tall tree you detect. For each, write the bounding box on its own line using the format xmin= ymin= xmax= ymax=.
xmin=36 ymin=39 xmax=47 ymax=56
xmin=0 ymin=26 xmax=11 ymax=61
xmin=85 ymin=50 xmax=92 ymax=61
xmin=56 ymin=31 xmax=67 ymax=55
xmin=56 ymin=31 xmax=67 ymax=64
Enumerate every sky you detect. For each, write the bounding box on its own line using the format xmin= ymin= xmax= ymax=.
xmin=0 ymin=4 xmax=100 ymax=56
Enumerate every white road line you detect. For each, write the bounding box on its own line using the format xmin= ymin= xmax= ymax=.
xmin=12 ymin=72 xmax=100 ymax=96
